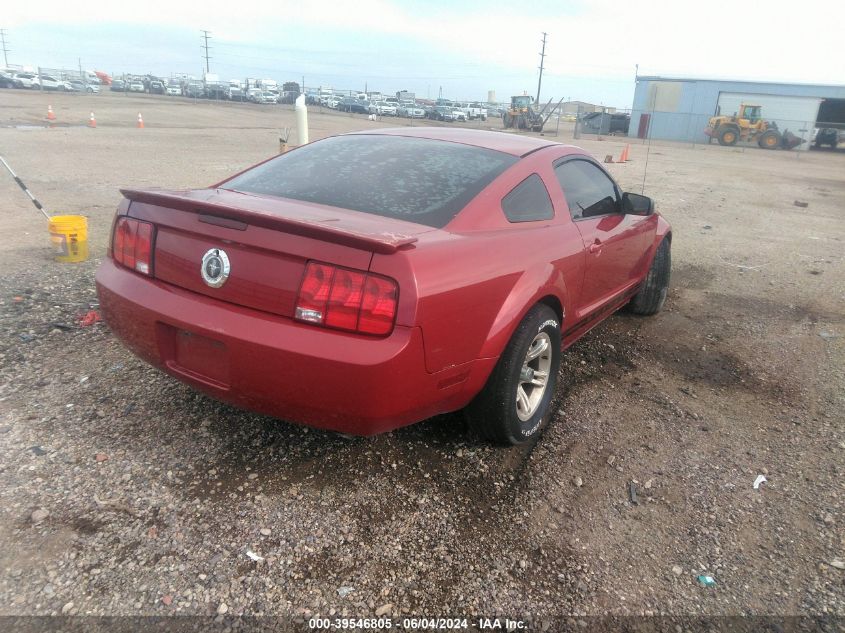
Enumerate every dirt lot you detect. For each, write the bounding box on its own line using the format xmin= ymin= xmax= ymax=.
xmin=0 ymin=89 xmax=843 ymax=628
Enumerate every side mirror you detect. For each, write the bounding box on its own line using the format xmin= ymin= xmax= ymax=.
xmin=622 ymin=192 xmax=655 ymax=216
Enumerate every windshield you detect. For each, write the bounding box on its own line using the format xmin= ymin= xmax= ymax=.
xmin=222 ymin=135 xmax=518 ymax=228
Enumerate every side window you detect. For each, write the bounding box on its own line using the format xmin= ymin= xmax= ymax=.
xmin=501 ymin=174 xmax=554 ymax=223
xmin=554 ymin=160 xmax=619 ymax=220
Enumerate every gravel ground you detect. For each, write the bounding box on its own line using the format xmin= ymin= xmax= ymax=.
xmin=0 ymin=90 xmax=843 ymax=629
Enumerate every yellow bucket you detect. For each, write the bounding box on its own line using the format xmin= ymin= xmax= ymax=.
xmin=49 ymin=215 xmax=89 ymax=263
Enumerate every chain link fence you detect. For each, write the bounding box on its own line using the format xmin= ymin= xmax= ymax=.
xmin=566 ymin=106 xmax=821 ymax=152
xmin=16 ymin=66 xmax=827 ymax=150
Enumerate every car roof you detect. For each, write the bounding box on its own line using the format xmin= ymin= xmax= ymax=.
xmin=346 ymin=127 xmax=559 ymax=157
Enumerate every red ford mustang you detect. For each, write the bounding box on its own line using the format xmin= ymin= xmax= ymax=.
xmin=96 ymin=128 xmax=671 ymax=445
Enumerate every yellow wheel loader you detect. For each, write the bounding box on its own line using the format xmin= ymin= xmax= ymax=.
xmin=704 ymin=104 xmax=803 ymax=150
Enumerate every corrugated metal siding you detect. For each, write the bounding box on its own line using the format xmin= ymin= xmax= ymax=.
xmin=628 ymin=78 xmax=845 ymax=145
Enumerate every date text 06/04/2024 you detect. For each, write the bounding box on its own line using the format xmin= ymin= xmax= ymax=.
xmin=307 ymin=616 xmax=527 ymax=629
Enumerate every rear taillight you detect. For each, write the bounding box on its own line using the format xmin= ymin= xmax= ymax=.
xmin=112 ymin=217 xmax=155 ymax=276
xmin=295 ymin=261 xmax=398 ymax=336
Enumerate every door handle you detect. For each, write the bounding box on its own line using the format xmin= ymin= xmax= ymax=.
xmin=588 ymin=239 xmax=602 ymax=254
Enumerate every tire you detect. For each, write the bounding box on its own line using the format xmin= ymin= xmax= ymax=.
xmin=628 ymin=238 xmax=671 ymax=315
xmin=757 ymin=129 xmax=781 ymax=149
xmin=467 ymin=304 xmax=561 ymax=445
xmin=716 ymin=125 xmax=739 ymax=146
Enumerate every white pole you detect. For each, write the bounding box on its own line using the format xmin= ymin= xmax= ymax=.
xmin=295 ymin=94 xmax=309 ymax=145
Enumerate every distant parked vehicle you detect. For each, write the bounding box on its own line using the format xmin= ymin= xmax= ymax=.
xmin=149 ymin=80 xmax=165 ymax=95
xmin=0 ymin=71 xmax=16 ymax=88
xmin=166 ymin=81 xmax=181 ymax=96
xmin=128 ymin=81 xmax=145 ymax=93
xmin=37 ymin=75 xmax=70 ymax=91
xmin=278 ymin=91 xmax=299 ymax=104
xmin=401 ymin=105 xmax=426 ymax=119
xmin=205 ymin=83 xmax=228 ymax=100
xmin=257 ymin=91 xmax=277 ymax=104
xmin=486 ymin=104 xmax=503 ymax=117
xmin=813 ymin=127 xmax=842 ymax=149
xmin=429 ymin=106 xmax=464 ymax=122
xmin=110 ymin=79 xmax=126 ymax=92
xmin=229 ymin=86 xmax=246 ymax=101
xmin=338 ymin=98 xmax=369 ymax=113
xmin=281 ymin=82 xmax=300 ymax=104
xmin=460 ymin=102 xmax=488 ymax=121
xmin=185 ymin=82 xmax=205 ymax=98
xmin=369 ymin=101 xmax=397 ymax=116
xmin=428 ymin=106 xmax=447 ymax=121
xmin=14 ymin=73 xmax=40 ymax=89
xmin=69 ymin=80 xmax=99 ymax=94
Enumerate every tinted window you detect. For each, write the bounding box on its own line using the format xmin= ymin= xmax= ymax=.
xmin=554 ymin=160 xmax=619 ymax=220
xmin=501 ymin=174 xmax=554 ymax=223
xmin=223 ymin=135 xmax=518 ymax=228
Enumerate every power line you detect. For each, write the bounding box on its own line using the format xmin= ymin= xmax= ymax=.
xmin=0 ymin=29 xmax=10 ymax=67
xmin=536 ymin=31 xmax=547 ymax=104
xmin=201 ymin=30 xmax=212 ymax=74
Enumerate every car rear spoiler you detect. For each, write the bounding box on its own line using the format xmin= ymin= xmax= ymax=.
xmin=120 ymin=188 xmax=419 ymax=255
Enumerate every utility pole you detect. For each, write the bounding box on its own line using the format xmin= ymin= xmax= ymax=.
xmin=536 ymin=32 xmax=547 ymax=105
xmin=0 ymin=29 xmax=9 ymax=67
xmin=200 ymin=30 xmax=212 ymax=74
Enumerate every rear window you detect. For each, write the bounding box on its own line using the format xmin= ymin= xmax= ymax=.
xmin=222 ymin=135 xmax=518 ymax=228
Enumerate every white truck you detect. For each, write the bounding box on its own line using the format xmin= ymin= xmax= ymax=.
xmin=457 ymin=102 xmax=488 ymax=121
xmin=318 ymin=87 xmax=334 ymax=106
xmin=260 ymin=78 xmax=279 ymax=92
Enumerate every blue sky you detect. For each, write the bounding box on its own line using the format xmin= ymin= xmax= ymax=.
xmin=4 ymin=0 xmax=843 ymax=107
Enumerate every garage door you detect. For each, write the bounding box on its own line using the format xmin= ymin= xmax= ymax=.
xmin=717 ymin=92 xmax=822 ymax=150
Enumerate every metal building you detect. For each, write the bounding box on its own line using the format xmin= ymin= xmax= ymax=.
xmin=629 ymin=76 xmax=845 ymax=150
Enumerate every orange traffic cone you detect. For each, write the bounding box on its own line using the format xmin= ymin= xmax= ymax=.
xmin=620 ymin=144 xmax=630 ymax=162
xmin=137 ymin=113 xmax=144 ymax=129
xmin=88 ymin=111 xmax=97 ymax=128
xmin=47 ymin=105 xmax=56 ymax=121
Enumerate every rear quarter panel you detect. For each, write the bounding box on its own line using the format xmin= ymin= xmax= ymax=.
xmin=370 ymin=145 xmax=587 ymax=374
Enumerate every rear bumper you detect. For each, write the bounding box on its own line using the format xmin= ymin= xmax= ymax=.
xmin=95 ymin=259 xmax=493 ymax=435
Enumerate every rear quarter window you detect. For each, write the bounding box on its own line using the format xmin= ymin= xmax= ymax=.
xmin=222 ymin=135 xmax=518 ymax=228
xmin=501 ymin=174 xmax=554 ymax=223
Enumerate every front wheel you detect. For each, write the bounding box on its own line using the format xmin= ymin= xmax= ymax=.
xmin=757 ymin=130 xmax=781 ymax=149
xmin=466 ymin=304 xmax=561 ymax=445
xmin=628 ymin=238 xmax=671 ymax=315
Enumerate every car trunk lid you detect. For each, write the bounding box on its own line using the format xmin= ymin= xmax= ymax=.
xmin=122 ymin=188 xmax=429 ymax=318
